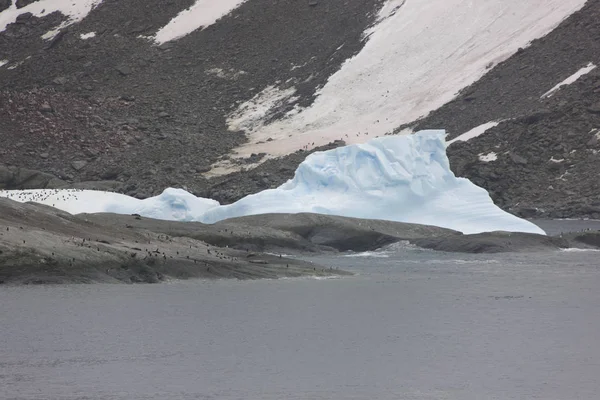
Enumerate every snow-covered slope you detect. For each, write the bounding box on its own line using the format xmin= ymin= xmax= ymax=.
xmin=226 ymin=0 xmax=586 ymax=159
xmin=0 ymin=131 xmax=544 ymax=235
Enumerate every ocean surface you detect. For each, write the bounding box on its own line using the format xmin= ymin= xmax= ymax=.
xmin=1 ymin=221 xmax=600 ymax=400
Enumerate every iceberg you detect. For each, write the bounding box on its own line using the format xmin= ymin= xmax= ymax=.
xmin=0 ymin=131 xmax=544 ymax=235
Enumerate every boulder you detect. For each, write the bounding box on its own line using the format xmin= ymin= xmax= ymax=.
xmin=71 ymin=160 xmax=88 ymax=171
xmin=0 ymin=165 xmax=66 ymax=190
xmin=16 ymin=0 xmax=38 ymax=8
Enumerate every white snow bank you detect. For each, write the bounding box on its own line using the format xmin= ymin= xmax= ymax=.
xmin=154 ymin=0 xmax=246 ymax=44
xmin=447 ymin=121 xmax=501 ymax=145
xmin=0 ymin=131 xmax=544 ymax=235
xmin=0 ymin=0 xmax=104 ymax=38
xmin=542 ymin=62 xmax=597 ymax=98
xmin=228 ymin=0 xmax=586 ymax=159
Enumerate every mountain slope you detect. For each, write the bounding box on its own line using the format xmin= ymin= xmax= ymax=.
xmin=1 ymin=0 xmax=384 ymax=197
xmin=1 ymin=0 xmax=598 ymax=218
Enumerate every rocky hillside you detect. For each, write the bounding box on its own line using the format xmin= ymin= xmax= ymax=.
xmin=1 ymin=0 xmax=383 ymax=198
xmin=1 ymin=0 xmax=599 ymax=218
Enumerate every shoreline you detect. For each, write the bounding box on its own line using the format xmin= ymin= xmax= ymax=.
xmin=1 ymin=198 xmax=599 ymax=285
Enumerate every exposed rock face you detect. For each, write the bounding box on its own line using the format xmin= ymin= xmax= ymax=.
xmin=0 ymin=165 xmax=66 ymax=189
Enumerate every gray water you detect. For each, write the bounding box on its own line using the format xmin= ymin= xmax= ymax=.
xmin=2 ymin=238 xmax=600 ymax=399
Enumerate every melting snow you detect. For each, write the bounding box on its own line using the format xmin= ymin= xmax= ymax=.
xmin=227 ymin=85 xmax=297 ymax=134
xmin=80 ymin=32 xmax=96 ymax=39
xmin=154 ymin=0 xmax=247 ymax=44
xmin=0 ymin=0 xmax=104 ymax=38
xmin=0 ymin=131 xmax=544 ymax=235
xmin=447 ymin=121 xmax=501 ymax=145
xmin=541 ymin=62 xmax=597 ymax=98
xmin=479 ymin=152 xmax=498 ymax=162
xmin=225 ymin=0 xmax=586 ymax=161
xmin=0 ymin=59 xmax=8 ymax=68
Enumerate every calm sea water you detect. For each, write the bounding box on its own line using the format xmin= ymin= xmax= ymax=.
xmin=1 ymin=222 xmax=599 ymax=400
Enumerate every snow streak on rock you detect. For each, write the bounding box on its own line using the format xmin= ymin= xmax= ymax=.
xmin=227 ymin=0 xmax=586 ymax=160
xmin=227 ymin=85 xmax=297 ymax=134
xmin=154 ymin=0 xmax=247 ymax=44
xmin=447 ymin=121 xmax=501 ymax=145
xmin=541 ymin=62 xmax=597 ymax=98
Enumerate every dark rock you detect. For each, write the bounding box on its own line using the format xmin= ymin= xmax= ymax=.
xmin=15 ymin=0 xmax=38 ymax=8
xmin=0 ymin=0 xmax=11 ymax=13
xmin=411 ymin=232 xmax=569 ymax=253
xmin=61 ymin=180 xmax=124 ymax=191
xmin=0 ymin=165 xmax=65 ymax=189
xmin=39 ymin=103 xmax=53 ymax=113
xmin=116 ymin=65 xmax=132 ymax=76
xmin=195 ymin=165 xmax=211 ymax=173
xmin=71 ymin=160 xmax=88 ymax=171
xmin=15 ymin=12 xmax=33 ymax=22
xmin=587 ymin=102 xmax=600 ymax=114
xmin=509 ymin=152 xmax=528 ymax=165
xmin=99 ymin=167 xmax=123 ymax=180
xmin=52 ymin=76 xmax=68 ymax=85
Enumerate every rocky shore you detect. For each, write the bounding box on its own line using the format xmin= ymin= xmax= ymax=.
xmin=2 ymin=197 xmax=600 ymax=285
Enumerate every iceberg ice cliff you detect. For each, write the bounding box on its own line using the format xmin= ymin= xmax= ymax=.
xmin=0 ymin=131 xmax=544 ymax=235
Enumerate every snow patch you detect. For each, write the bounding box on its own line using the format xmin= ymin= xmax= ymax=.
xmin=225 ymin=0 xmax=586 ymax=160
xmin=154 ymin=0 xmax=247 ymax=44
xmin=0 ymin=131 xmax=544 ymax=235
xmin=448 ymin=121 xmax=501 ymax=145
xmin=80 ymin=32 xmax=96 ymax=39
xmin=541 ymin=62 xmax=597 ymax=98
xmin=0 ymin=60 xmax=8 ymax=68
xmin=550 ymin=157 xmax=564 ymax=163
xmin=0 ymin=0 xmax=104 ymax=38
xmin=479 ymin=152 xmax=498 ymax=162
xmin=227 ymin=85 xmax=297 ymax=134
